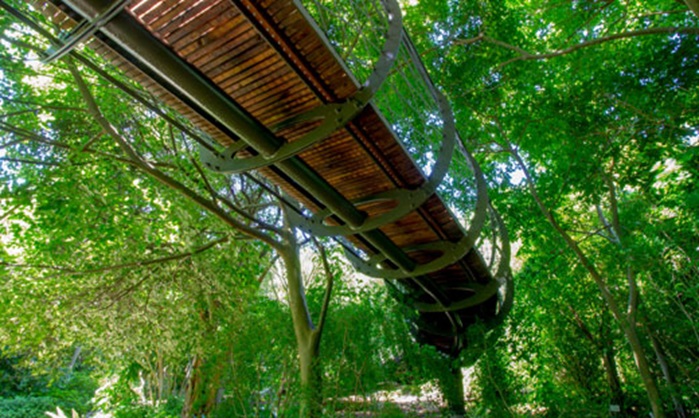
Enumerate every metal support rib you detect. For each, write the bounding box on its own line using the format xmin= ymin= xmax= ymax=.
xmin=340 ymin=142 xmax=489 ymax=279
xmin=199 ymin=0 xmax=403 ymax=174
xmin=58 ymin=0 xmax=417 ymax=273
xmin=43 ymin=0 xmax=128 ymax=63
xmin=287 ymin=89 xmax=457 ymax=236
xmin=413 ymin=205 xmax=513 ymax=313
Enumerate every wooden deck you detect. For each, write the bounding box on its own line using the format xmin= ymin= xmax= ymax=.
xmin=36 ymin=0 xmax=511 ymax=354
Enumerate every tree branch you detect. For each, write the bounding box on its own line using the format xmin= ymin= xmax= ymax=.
xmin=600 ymin=171 xmax=639 ymax=324
xmin=0 ymin=203 xmax=20 ymax=222
xmin=256 ymin=253 xmax=279 ymax=284
xmin=685 ymin=0 xmax=699 ymax=18
xmin=0 ymin=121 xmax=170 ymax=169
xmin=567 ymin=304 xmax=599 ymax=348
xmin=601 ymin=173 xmax=623 ymax=241
xmin=66 ymin=59 xmax=282 ymax=250
xmin=1 ymin=236 xmax=229 ymax=275
xmin=0 ymin=156 xmax=61 ymax=166
xmin=454 ymin=27 xmax=699 ymax=69
xmin=311 ymin=237 xmax=335 ymax=352
xmin=189 ymin=156 xmax=281 ymax=234
xmin=595 ymin=204 xmax=620 ymax=244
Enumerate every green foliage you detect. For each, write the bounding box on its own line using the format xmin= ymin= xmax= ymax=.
xmin=0 ymin=396 xmax=65 ymax=418
xmin=109 ymin=396 xmax=182 ymax=418
xmin=399 ymin=0 xmax=699 ymax=414
xmin=2 ymin=0 xmax=698 ymax=415
xmin=46 ymin=373 xmax=99 ymax=414
xmin=0 ymin=351 xmax=47 ymax=397
xmin=0 ymin=350 xmax=98 ymax=417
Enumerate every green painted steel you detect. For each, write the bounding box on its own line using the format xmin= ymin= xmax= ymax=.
xmin=42 ymin=0 xmax=129 ymax=63
xmin=340 ymin=145 xmax=489 ymax=280
xmin=412 ymin=206 xmax=513 ymax=313
xmin=57 ymin=0 xmax=425 ymax=274
xmin=287 ymin=90 xmax=458 ymax=237
xmin=9 ymin=0 xmax=514 ymax=354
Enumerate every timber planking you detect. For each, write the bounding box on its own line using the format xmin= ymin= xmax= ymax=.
xmin=37 ymin=0 xmax=507 ymax=353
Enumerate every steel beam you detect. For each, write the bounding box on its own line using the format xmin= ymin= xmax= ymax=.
xmin=59 ymin=0 xmax=417 ymax=272
xmin=199 ymin=0 xmax=403 ymax=174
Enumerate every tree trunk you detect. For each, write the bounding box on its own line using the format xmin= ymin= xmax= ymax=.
xmin=510 ymin=147 xmax=666 ymax=417
xmin=182 ymin=356 xmax=221 ymax=418
xmin=66 ymin=345 xmax=82 ymax=378
xmin=437 ymin=360 xmax=466 ymax=417
xmin=685 ymin=0 xmax=699 ymax=19
xmin=601 ymin=346 xmax=625 ymax=412
xmin=281 ymin=237 xmax=324 ymax=417
xmin=646 ymin=321 xmax=687 ymax=418
xmin=569 ymin=305 xmax=626 ymax=410
xmin=182 ymin=356 xmax=202 ymax=418
xmin=621 ymin=320 xmax=666 ymax=418
xmin=298 ymin=338 xmax=323 ymax=418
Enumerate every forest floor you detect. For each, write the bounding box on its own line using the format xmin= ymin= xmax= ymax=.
xmin=335 ymin=382 xmax=449 ymax=417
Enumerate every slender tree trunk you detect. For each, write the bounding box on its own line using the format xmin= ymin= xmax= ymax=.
xmin=569 ymin=305 xmax=626 ymax=410
xmin=437 ymin=360 xmax=466 ymax=417
xmin=685 ymin=0 xmax=699 ymax=19
xmin=623 ymin=325 xmax=666 ymax=417
xmin=508 ymin=146 xmax=666 ymax=417
xmin=281 ymin=235 xmax=326 ymax=417
xmin=602 ymin=346 xmax=625 ymax=412
xmin=182 ymin=356 xmax=202 ymax=418
xmin=645 ymin=320 xmax=687 ymax=418
xmin=66 ymin=345 xmax=82 ymax=378
xmin=156 ymin=348 xmax=164 ymax=402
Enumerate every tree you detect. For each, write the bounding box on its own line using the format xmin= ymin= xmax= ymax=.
xmin=0 ymin=5 xmax=342 ymax=415
xmin=400 ymin=0 xmax=698 ymax=414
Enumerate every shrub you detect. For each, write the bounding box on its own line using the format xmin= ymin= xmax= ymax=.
xmin=0 ymin=396 xmax=70 ymax=418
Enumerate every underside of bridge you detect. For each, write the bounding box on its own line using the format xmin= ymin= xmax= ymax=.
xmin=12 ymin=0 xmax=513 ymax=355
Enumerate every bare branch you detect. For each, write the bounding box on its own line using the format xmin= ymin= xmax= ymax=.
xmin=66 ymin=59 xmax=282 ymax=250
xmin=0 ymin=137 xmax=29 ymax=150
xmin=454 ymin=27 xmax=699 ymax=69
xmin=256 ymin=253 xmax=279 ymax=284
xmin=0 ymin=203 xmax=20 ymax=222
xmin=454 ymin=33 xmax=484 ymax=47
xmin=595 ymin=204 xmax=620 ymax=244
xmin=567 ymin=304 xmax=600 ymax=347
xmin=602 ymin=172 xmax=622 ymax=241
xmin=311 ymin=236 xmax=335 ymax=351
xmin=80 ymin=131 xmax=104 ymax=152
xmin=626 ymin=265 xmax=639 ymax=325
xmin=0 ymin=94 xmax=85 ymax=113
xmin=0 ymin=156 xmax=61 ymax=166
xmin=1 ymin=236 xmax=229 ymax=275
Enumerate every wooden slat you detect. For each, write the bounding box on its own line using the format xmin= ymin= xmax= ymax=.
xmin=125 ymin=0 xmax=498 ymax=345
xmin=38 ymin=0 xmax=501 ymax=353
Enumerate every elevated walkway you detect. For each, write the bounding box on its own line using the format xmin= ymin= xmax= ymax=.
xmin=13 ymin=0 xmax=512 ymax=354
